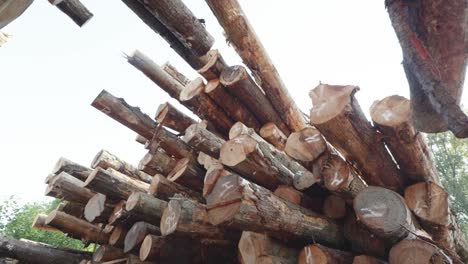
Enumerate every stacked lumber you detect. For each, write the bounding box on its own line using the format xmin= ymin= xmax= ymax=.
xmin=3 ymin=1 xmax=467 ymax=264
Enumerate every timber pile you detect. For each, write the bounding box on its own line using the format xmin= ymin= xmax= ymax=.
xmin=1 ymin=0 xmax=467 ymax=263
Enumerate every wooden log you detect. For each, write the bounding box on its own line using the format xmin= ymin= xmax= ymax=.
xmin=205 ymin=173 xmax=345 ymax=248
xmin=48 ymin=0 xmax=93 ymax=27
xmin=353 ymin=255 xmax=387 ymax=264
xmin=146 ymin=126 xmax=196 ymax=160
xmin=182 ymin=123 xmax=225 ymax=158
xmin=284 ymin=127 xmax=327 ymax=163
xmin=108 ymin=201 xmax=141 ymax=228
xmin=0 ymin=235 xmax=90 ymax=264
xmin=197 ymin=50 xmax=227 ymax=80
xmin=205 ymin=0 xmax=307 ymax=132
xmin=199 ymin=238 xmax=238 ymax=264
xmin=52 ymin=157 xmax=92 ymax=182
xmin=125 ymin=192 xmax=168 ymax=226
xmin=139 ymin=234 xmax=198 ymax=263
xmin=45 ymin=210 xmax=110 ymax=244
xmin=140 ymin=0 xmax=214 ymax=56
xmin=389 ymin=239 xmax=453 ymax=264
xmin=370 ymin=95 xmax=440 ymax=183
xmin=124 ymin=222 xmax=161 ymax=254
xmin=298 ymin=244 xmax=353 ymax=264
xmin=109 ymin=225 xmax=128 ymax=248
xmin=204 ymin=78 xmax=261 ymax=131
xmin=238 ymin=231 xmax=298 ymax=264
xmin=322 ymin=195 xmax=346 ymax=220
xmin=155 ymin=102 xmax=196 ymax=134
xmin=310 ymin=84 xmax=404 ymax=192
xmin=197 ymin=151 xmax=222 ymax=170
xmin=138 ymin=149 xmax=177 ymax=177
xmin=202 ymin=162 xmax=229 ymax=197
xmin=93 ymin=245 xmax=126 ymax=262
xmin=84 ymin=168 xmax=149 ymax=201
xmin=166 ymin=157 xmax=205 ymax=192
xmin=91 ymin=150 xmax=152 ymax=183
xmin=84 ymin=193 xmax=113 ymax=223
xmin=273 ymin=185 xmax=324 ymax=213
xmin=56 ymin=201 xmax=85 ymax=219
xmin=162 ymin=62 xmax=190 ymax=86
xmin=220 ymin=65 xmax=289 ymax=135
xmin=91 ymin=89 xmax=156 ymax=140
xmin=46 ymin=172 xmax=95 ymax=204
xmin=148 ymin=173 xmax=204 ymax=203
xmin=259 ymin=122 xmax=288 ymax=151
xmin=135 ymin=134 xmax=147 ymax=145
xmin=32 ymin=214 xmax=61 ymax=233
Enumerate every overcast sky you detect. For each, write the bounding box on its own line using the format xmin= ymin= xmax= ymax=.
xmin=0 ymin=0 xmax=466 ymax=203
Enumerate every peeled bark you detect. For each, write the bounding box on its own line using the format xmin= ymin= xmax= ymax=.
xmin=389 ymin=239 xmax=452 ymax=264
xmin=92 ymin=245 xmax=126 ymax=262
xmin=126 ymin=192 xmax=168 ymax=226
xmin=138 ymin=149 xmax=176 ymax=177
xmin=46 ymin=172 xmax=95 ymax=204
xmin=310 ymin=84 xmax=404 ymax=192
xmin=183 ymin=123 xmax=225 ymax=158
xmin=202 ymin=163 xmax=229 ymax=197
xmin=32 ymin=214 xmax=61 ymax=233
xmin=108 ymin=201 xmax=141 ymax=228
xmin=91 ymin=150 xmax=152 ymax=183
xmin=353 ymin=256 xmax=387 ymax=264
xmin=197 ymin=49 xmax=228 ymax=80
xmin=259 ymin=122 xmax=287 ymax=151
xmin=205 ymin=0 xmax=307 ymax=132
xmin=124 ymin=222 xmax=161 ymax=253
xmin=167 ymin=157 xmax=205 ymax=192
xmin=48 ymin=0 xmax=93 ymax=27
xmin=298 ymin=244 xmax=353 ymax=264
xmin=322 ymin=195 xmax=346 ymax=220
xmin=149 ymin=173 xmax=204 ymax=203
xmin=84 ymin=193 xmax=113 ymax=223
xmin=155 ymin=102 xmax=196 ymax=134
xmin=238 ymin=231 xmax=299 ymax=264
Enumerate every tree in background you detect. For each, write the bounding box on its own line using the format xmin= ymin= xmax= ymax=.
xmin=426 ymin=132 xmax=468 ymax=238
xmin=0 ymin=197 xmax=87 ymax=250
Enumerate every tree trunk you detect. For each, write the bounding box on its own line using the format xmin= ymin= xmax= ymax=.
xmin=109 ymin=225 xmax=128 ymax=248
xmin=370 ymin=95 xmax=440 ymax=183
xmin=135 ymin=134 xmax=148 ymax=145
xmin=205 ymin=0 xmax=307 ymax=132
xmin=32 ymin=214 xmax=61 ymax=233
xmin=56 ymin=201 xmax=85 ymax=219
xmin=92 ymin=245 xmax=126 ymax=262
xmin=124 ymin=222 xmax=161 ymax=254
xmin=167 ymin=157 xmax=205 ymax=192
xmin=202 ymin=163 xmax=229 ymax=197
xmin=205 ymin=173 xmax=345 ymax=248
xmin=138 ymin=149 xmax=176 ymax=177
xmin=182 ymin=123 xmax=225 ymax=158
xmin=125 ymin=192 xmax=168 ymax=226
xmin=84 ymin=193 xmax=113 ymax=223
xmin=139 ymin=234 xmax=199 ymax=263
xmin=298 ymin=244 xmax=353 ymax=264
xmin=238 ymin=231 xmax=299 ymax=264
xmin=259 ymin=122 xmax=287 ymax=151
xmin=220 ymin=65 xmax=289 ymax=135
xmin=91 ymin=89 xmax=157 ymax=140
xmin=322 ymin=195 xmax=346 ymax=220
xmin=146 ymin=126 xmax=196 ymax=160
xmin=155 ymin=102 xmax=196 ymax=134
xmin=352 ymin=255 xmax=387 ymax=264
xmin=52 ymin=157 xmax=92 ymax=182
xmin=389 ymin=239 xmax=453 ymax=264
xmin=91 ymin=150 xmax=152 ymax=183
xmin=310 ymin=84 xmax=404 ymax=192
xmin=46 ymin=172 xmax=95 ymax=204
xmin=49 ymin=0 xmax=93 ymax=27
xmin=149 ymin=173 xmax=204 ymax=203
xmin=197 ymin=49 xmax=228 ymax=80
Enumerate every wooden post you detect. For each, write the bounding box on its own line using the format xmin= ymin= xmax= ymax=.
xmin=125 ymin=192 xmax=168 ymax=226
xmin=155 ymin=102 xmax=196 ymax=134
xmin=139 ymin=234 xmax=197 ymax=262
xmin=48 ymin=0 xmax=93 ymax=27
xmin=238 ymin=231 xmax=299 ymax=264
xmin=52 ymin=157 xmax=92 ymax=182
xmin=149 ymin=173 xmax=204 ymax=203
xmin=205 ymin=0 xmax=307 ymax=132
xmin=108 ymin=201 xmax=141 ymax=228
xmin=83 ymin=193 xmax=113 ymax=223
xmin=92 ymin=245 xmax=126 ymax=262
xmin=46 ymin=172 xmax=95 ymax=204
xmin=138 ymin=149 xmax=177 ymax=177
xmin=205 ymin=173 xmax=345 ymax=248
xmin=167 ymin=157 xmax=205 ymax=192
xmin=91 ymin=150 xmax=152 ymax=183
xmin=182 ymin=123 xmax=225 ymax=158
xmin=32 ymin=214 xmax=61 ymax=233
xmin=310 ymin=84 xmax=404 ymax=192
xmin=91 ymin=89 xmax=156 ymax=140
xmin=220 ymin=65 xmax=290 ymax=135
xmin=259 ymin=122 xmax=288 ymax=151
xmin=389 ymin=239 xmax=452 ymax=264
xmin=124 ymin=222 xmax=161 ymax=254
xmin=298 ymin=244 xmax=353 ymax=264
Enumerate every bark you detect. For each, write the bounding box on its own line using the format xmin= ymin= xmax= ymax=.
xmin=273 ymin=185 xmax=324 ymax=213
xmin=139 ymin=234 xmax=199 ymax=263
xmin=84 ymin=193 xmax=113 ymax=223
xmin=389 ymin=239 xmax=453 ymax=264
xmin=52 ymin=157 xmax=92 ymax=182
xmin=284 ymin=127 xmax=327 ymax=163
xmin=109 ymin=225 xmax=128 ymax=248
xmin=155 ymin=102 xmax=196 ymax=134
xmin=197 ymin=49 xmax=228 ymax=80
xmin=146 ymin=126 xmax=196 ymax=160
xmin=49 ymin=0 xmax=93 ymax=27
xmin=138 ymin=149 xmax=176 ymax=177
xmin=84 ymin=168 xmax=149 ymax=201
xmin=124 ymin=222 xmax=161 ymax=254
xmin=148 ymin=173 xmax=204 ymax=203
xmin=310 ymin=84 xmax=405 ymax=192
xmin=205 ymin=0 xmax=307 ymax=132
xmin=205 ymin=173 xmax=345 ymax=248
xmin=298 ymin=244 xmax=353 ymax=264
xmin=259 ymin=122 xmax=287 ymax=151
xmin=167 ymin=157 xmax=205 ymax=192
xmin=45 ymin=210 xmax=110 ymax=244
xmin=162 ymin=62 xmax=191 ymax=86
xmin=370 ymin=95 xmax=440 ymax=183
xmin=92 ymin=245 xmax=126 ymax=262
xmin=0 ymin=235 xmax=90 ymax=264
xmin=182 ymin=123 xmax=225 ymax=158
xmin=353 ymin=256 xmax=387 ymax=264
xmin=32 ymin=214 xmax=61 ymax=233
xmin=108 ymin=201 xmax=142 ymax=228
xmin=92 ymin=150 xmax=152 ymax=183
xmin=91 ymin=89 xmax=156 ymax=140
xmin=322 ymin=195 xmax=346 ymax=220
xmin=56 ymin=201 xmax=85 ymax=219
xmin=220 ymin=65 xmax=289 ymax=135
xmin=125 ymin=192 xmax=168 ymax=226
xmin=238 ymin=231 xmax=299 ymax=264
xmin=46 ymin=172 xmax=95 ymax=204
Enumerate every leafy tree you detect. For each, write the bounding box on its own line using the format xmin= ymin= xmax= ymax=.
xmin=0 ymin=197 xmax=88 ymax=250
xmin=426 ymin=132 xmax=468 ymax=238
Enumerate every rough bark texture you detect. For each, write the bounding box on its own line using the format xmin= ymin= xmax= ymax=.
xmin=238 ymin=231 xmax=299 ymax=264
xmin=298 ymin=244 xmax=353 ymax=264
xmin=46 ymin=172 xmax=95 ymax=204
xmin=183 ymin=123 xmax=225 ymax=158
xmin=149 ymin=173 xmax=204 ymax=203
xmin=92 ymin=245 xmax=126 ymax=262
xmin=388 ymin=239 xmax=453 ymax=264
xmin=259 ymin=122 xmax=288 ymax=151
xmin=205 ymin=0 xmax=307 ymax=132
xmin=155 ymin=102 xmax=196 ymax=134
xmin=56 ymin=201 xmax=85 ymax=219
xmin=310 ymin=84 xmax=404 ymax=192
xmin=108 ymin=201 xmax=141 ymax=228
xmin=49 ymin=0 xmax=93 ymax=27
xmin=167 ymin=157 xmax=205 ymax=192
xmin=147 ymin=126 xmax=196 ymax=160
xmin=197 ymin=49 xmax=228 ymax=80
xmin=52 ymin=157 xmax=92 ymax=182
xmin=32 ymin=214 xmax=61 ymax=233
xmin=162 ymin=62 xmax=191 ymax=86
xmin=138 ymin=149 xmax=177 ymax=177
xmin=125 ymin=192 xmax=168 ymax=226
xmin=124 ymin=221 xmax=161 ymax=254
xmin=91 ymin=150 xmax=152 ymax=183
xmin=109 ymin=225 xmax=128 ymax=248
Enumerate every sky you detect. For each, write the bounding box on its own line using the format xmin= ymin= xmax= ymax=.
xmin=0 ymin=0 xmax=466 ymax=203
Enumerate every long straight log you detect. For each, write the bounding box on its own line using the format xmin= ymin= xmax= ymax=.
xmin=273 ymin=185 xmax=324 ymax=213
xmin=109 ymin=225 xmax=128 ymax=248
xmin=46 ymin=172 xmax=95 ymax=204
xmin=155 ymin=102 xmax=196 ymax=134
xmin=91 ymin=150 xmax=152 ymax=183
xmin=182 ymin=123 xmax=225 ymax=158
xmin=238 ymin=231 xmax=299 ymax=264
xmin=162 ymin=62 xmax=191 ymax=86
xmin=32 ymin=214 xmax=61 ymax=233
xmin=146 ymin=126 xmax=196 ymax=160
xmin=139 ymin=234 xmax=197 ymax=263
xmin=310 ymin=84 xmax=404 ymax=192
xmin=48 ymin=0 xmax=93 ymax=27
xmin=259 ymin=122 xmax=288 ymax=151
xmin=92 ymin=245 xmax=126 ymax=262
xmin=166 ymin=157 xmax=205 ymax=192
xmin=197 ymin=49 xmax=228 ymax=80
xmin=149 ymin=173 xmax=204 ymax=203
xmin=205 ymin=172 xmax=345 ymax=248
xmin=298 ymin=244 xmax=353 ymax=264
xmin=91 ymin=90 xmax=156 ymax=140
xmin=125 ymin=192 xmax=168 ymax=226
xmin=56 ymin=201 xmax=85 ymax=219
xmin=84 ymin=193 xmax=113 ymax=223
xmin=220 ymin=65 xmax=289 ymax=135
xmin=124 ymin=222 xmax=160 ymax=254
xmin=52 ymin=157 xmax=92 ymax=182
xmin=205 ymin=0 xmax=307 ymax=132
xmin=138 ymin=149 xmax=177 ymax=177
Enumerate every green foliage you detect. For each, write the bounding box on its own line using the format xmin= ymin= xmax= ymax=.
xmin=426 ymin=132 xmax=468 ymax=238
xmin=0 ymin=197 xmax=87 ymax=250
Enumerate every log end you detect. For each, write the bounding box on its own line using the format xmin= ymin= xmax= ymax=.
xmin=219 ymin=135 xmax=257 ymax=167
xmin=167 ymin=158 xmax=190 ymax=182
xmin=125 ymin=192 xmax=141 ymax=212
xmin=220 ymin=65 xmax=246 ymax=86
xmin=160 ymin=199 xmax=181 ymax=236
xmin=389 ymin=239 xmax=451 ymax=264
xmin=206 ymin=174 xmax=242 ymax=226
xmin=370 ymin=95 xmax=410 ymax=127
xmin=322 ymin=155 xmax=350 ymax=192
xmin=404 ymin=182 xmax=449 ymax=226
xmin=180 ymin=77 xmax=205 ymax=101
xmin=284 ymin=127 xmax=327 ymax=162
xmin=309 ymin=84 xmax=359 ymax=124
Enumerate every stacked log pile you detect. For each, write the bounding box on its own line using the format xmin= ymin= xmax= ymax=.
xmin=1 ymin=0 xmax=466 ymax=263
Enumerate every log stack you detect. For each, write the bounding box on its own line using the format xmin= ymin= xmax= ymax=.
xmin=2 ymin=0 xmax=466 ymax=263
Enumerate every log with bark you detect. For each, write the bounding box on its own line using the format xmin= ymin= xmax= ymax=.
xmin=205 ymin=0 xmax=307 ymax=132
xmin=388 ymin=239 xmax=452 ymax=264
xmin=139 ymin=234 xmax=198 ymax=263
xmin=46 ymin=172 xmax=95 ymax=204
xmin=273 ymin=185 xmax=324 ymax=213
xmin=32 ymin=214 xmax=61 ymax=233
xmin=310 ymin=84 xmax=404 ymax=192
xmin=138 ymin=149 xmax=177 ymax=177
xmin=51 ymin=157 xmax=92 ymax=182
xmin=92 ymin=245 xmax=126 ymax=262
xmin=108 ymin=201 xmax=141 ymax=228
xmin=148 ymin=173 xmax=204 ymax=203
xmin=259 ymin=122 xmax=288 ymax=151
xmin=109 ymin=225 xmax=128 ymax=248
xmin=353 ymin=255 xmax=387 ymax=264
xmin=298 ymin=244 xmax=353 ymax=264
xmin=197 ymin=49 xmax=227 ymax=80
xmin=146 ymin=126 xmax=196 ymax=160
xmin=124 ymin=221 xmax=161 ymax=254
xmin=284 ymin=127 xmax=327 ymax=164
xmin=84 ymin=193 xmax=113 ymax=223
xmin=48 ymin=0 xmax=93 ymax=27
xmin=166 ymin=157 xmax=205 ymax=192
xmin=125 ymin=192 xmax=168 ymax=226
xmin=182 ymin=123 xmax=225 ymax=158
xmin=56 ymin=201 xmax=85 ymax=219
xmin=238 ymin=231 xmax=299 ymax=264
xmin=155 ymin=102 xmax=196 ymax=134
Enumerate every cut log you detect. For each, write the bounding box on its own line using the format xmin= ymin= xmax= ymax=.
xmin=310 ymin=84 xmax=404 ymax=192
xmin=56 ymin=201 xmax=85 ymax=219
xmin=228 ymin=121 xmax=265 ymax=142
xmin=52 ymin=157 xmax=92 ymax=182
xmin=84 ymin=168 xmax=149 ymax=201
xmin=284 ymin=127 xmax=327 ymax=163
xmin=0 ymin=235 xmax=90 ymax=264
xmin=148 ymin=173 xmax=204 ymax=203
xmin=32 ymin=214 xmax=61 ymax=233
xmin=138 ymin=149 xmax=177 ymax=177
xmin=353 ymin=255 xmax=387 ymax=264
xmin=298 ymin=244 xmax=353 ymax=264
xmin=202 ymin=163 xmax=229 ymax=197
xmin=108 ymin=201 xmax=141 ymax=228
xmin=125 ymin=192 xmax=168 ymax=226
xmin=197 ymin=151 xmax=222 ymax=170
xmin=238 ymin=231 xmax=299 ymax=264
xmin=46 ymin=172 xmax=95 ymax=204
xmin=45 ymin=210 xmax=110 ymax=244
xmin=48 ymin=0 xmax=93 ymax=27
xmin=199 ymin=238 xmax=238 ymax=264
xmin=124 ymin=222 xmax=161 ymax=254
xmin=273 ymin=185 xmax=324 ymax=213
xmin=197 ymin=49 xmax=227 ymax=80
xmin=135 ymin=134 xmax=148 ymax=145
xmin=183 ymin=123 xmax=225 ymax=158
xmin=322 ymin=195 xmax=346 ymax=219
xmin=389 ymin=239 xmax=452 ymax=264
xmin=220 ymin=65 xmax=289 ymax=135
xmin=109 ymin=225 xmax=128 ymax=248
xmin=370 ymin=95 xmax=440 ymax=183
xmin=205 ymin=0 xmax=307 ymax=132
xmin=92 ymin=245 xmax=126 ymax=262
xmin=162 ymin=62 xmax=190 ymax=86
xmin=91 ymin=89 xmax=156 ymax=140
xmin=259 ymin=122 xmax=287 ymax=151
xmin=166 ymin=157 xmax=205 ymax=192
xmin=84 ymin=193 xmax=113 ymax=223
xmin=206 ymin=173 xmax=345 ymax=248
xmin=155 ymin=102 xmax=196 ymax=134
xmin=146 ymin=126 xmax=196 ymax=160
xmin=139 ymin=0 xmax=214 ymax=56
xmin=204 ymin=78 xmax=261 ymax=131
xmin=91 ymin=150 xmax=152 ymax=183
xmin=139 ymin=235 xmax=192 ymax=262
